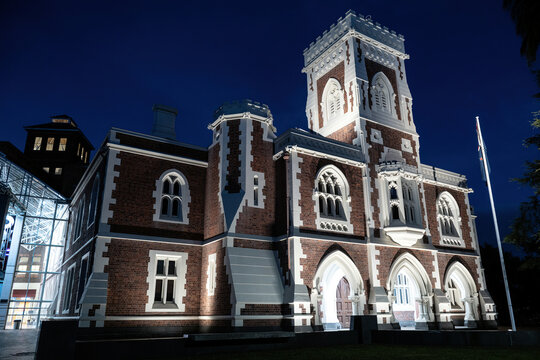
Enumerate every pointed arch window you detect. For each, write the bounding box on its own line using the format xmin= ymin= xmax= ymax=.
xmin=437 ymin=192 xmax=463 ymax=247
xmin=313 ymin=165 xmax=353 ymax=233
xmin=154 ymin=170 xmax=190 ymax=224
xmin=372 ymin=72 xmax=395 ymax=116
xmin=321 ymin=78 xmax=344 ymax=125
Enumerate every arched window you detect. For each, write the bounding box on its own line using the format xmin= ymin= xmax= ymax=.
xmin=321 ymin=78 xmax=344 ymax=125
xmin=313 ymin=165 xmax=353 ymax=233
xmin=154 ymin=170 xmax=190 ymax=224
xmin=437 ymin=192 xmax=462 ymax=246
xmin=87 ymin=175 xmax=100 ymax=228
xmin=371 ymin=72 xmax=395 ymax=116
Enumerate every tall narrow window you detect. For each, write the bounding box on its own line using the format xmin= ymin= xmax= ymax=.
xmin=87 ymin=176 xmax=100 ymax=228
xmin=253 ymin=175 xmax=259 ymax=206
xmin=46 ymin=137 xmax=55 ymax=151
xmin=76 ymin=255 xmax=89 ymax=306
xmin=33 ymin=137 xmax=42 ymax=151
xmin=392 ymin=205 xmax=400 ymax=220
xmin=58 ymin=138 xmax=67 ymax=151
xmin=322 ymin=78 xmax=344 ymax=124
xmin=372 ymin=72 xmax=394 ymax=116
xmin=154 ymin=170 xmax=190 ymax=224
xmin=63 ymin=265 xmax=76 ymax=312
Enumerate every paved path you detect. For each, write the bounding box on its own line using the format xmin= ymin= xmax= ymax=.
xmin=0 ymin=330 xmax=38 ymax=360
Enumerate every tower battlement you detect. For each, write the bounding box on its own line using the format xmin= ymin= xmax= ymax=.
xmin=303 ymin=10 xmax=407 ymax=68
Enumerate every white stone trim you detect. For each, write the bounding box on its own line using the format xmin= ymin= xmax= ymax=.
xmin=291 ymin=151 xmax=304 ymax=228
xmin=278 ymin=145 xmax=365 ymax=168
xmin=432 ymin=251 xmax=441 ymax=289
xmin=291 ymin=237 xmax=307 ymax=285
xmin=368 ymin=245 xmax=381 ymax=287
xmin=107 ymin=142 xmax=208 ymax=168
xmin=401 ymin=138 xmax=413 ymax=153
xmin=99 ymin=149 xmax=121 ymax=232
xmin=370 ymin=128 xmax=383 ymax=145
xmin=206 ymin=253 xmax=217 ymax=296
xmin=93 ymin=237 xmax=111 ymax=273
xmin=145 ymin=250 xmax=188 ymax=313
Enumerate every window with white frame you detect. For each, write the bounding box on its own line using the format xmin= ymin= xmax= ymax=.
xmin=437 ymin=192 xmax=463 ymax=246
xmin=87 ymin=175 xmax=100 ymax=228
xmin=321 ymin=78 xmax=344 ymax=124
xmin=253 ymin=175 xmax=259 ymax=207
xmin=393 ymin=273 xmax=411 ymax=305
xmin=313 ymin=165 xmax=353 ymax=233
xmin=146 ymin=250 xmax=188 ymax=312
xmin=62 ymin=264 xmax=76 ymax=313
xmin=153 ymin=170 xmax=190 ymax=224
xmin=206 ymin=253 xmax=217 ymax=296
xmin=371 ymin=72 xmax=395 ymax=116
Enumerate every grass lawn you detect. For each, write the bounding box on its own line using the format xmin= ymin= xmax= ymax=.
xmin=181 ymin=344 xmax=540 ymax=360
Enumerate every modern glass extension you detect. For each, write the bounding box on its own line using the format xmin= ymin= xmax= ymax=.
xmin=0 ymin=153 xmax=68 ymax=329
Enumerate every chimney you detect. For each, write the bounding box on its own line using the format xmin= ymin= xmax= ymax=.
xmin=151 ymin=104 xmax=178 ymax=140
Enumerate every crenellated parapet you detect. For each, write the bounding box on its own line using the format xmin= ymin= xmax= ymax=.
xmin=303 ymin=9 xmax=407 ymax=70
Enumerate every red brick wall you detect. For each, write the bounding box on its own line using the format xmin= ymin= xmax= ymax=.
xmin=423 ymin=183 xmax=474 ymax=250
xmin=327 ymin=121 xmax=357 ymax=145
xmin=200 ymin=239 xmax=231 ymax=316
xmin=233 ymin=238 xmax=273 ymax=250
xmin=109 ymin=151 xmax=206 ymax=240
xmin=297 ymin=154 xmax=366 ymax=237
xmin=240 ymin=304 xmax=290 ymax=315
xmin=375 ymin=247 xmax=436 ymax=289
xmin=316 ymin=62 xmax=347 ymax=128
xmin=299 ymin=238 xmax=369 ymax=311
xmin=204 ymin=139 xmax=225 ymax=239
xmin=105 ymin=238 xmax=201 ymax=316
xmin=235 ymin=121 xmax=276 ymax=236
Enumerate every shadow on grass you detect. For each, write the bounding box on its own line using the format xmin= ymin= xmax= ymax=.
xmin=177 ymin=344 xmax=540 ymax=360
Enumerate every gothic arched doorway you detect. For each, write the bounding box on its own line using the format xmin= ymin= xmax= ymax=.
xmin=311 ymin=250 xmax=365 ymax=330
xmin=387 ymin=253 xmax=434 ymax=330
xmin=443 ymin=261 xmax=480 ymax=328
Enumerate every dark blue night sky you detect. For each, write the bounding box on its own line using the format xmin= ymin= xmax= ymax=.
xmin=1 ymin=0 xmax=537 ymax=251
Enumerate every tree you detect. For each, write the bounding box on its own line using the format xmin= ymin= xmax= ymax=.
xmin=502 ymin=1 xmax=540 ymax=269
xmin=505 ymin=114 xmax=540 ymax=269
xmin=503 ymin=0 xmax=540 ymax=96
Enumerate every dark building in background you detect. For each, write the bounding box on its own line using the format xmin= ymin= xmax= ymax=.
xmin=23 ymin=115 xmax=94 ymax=197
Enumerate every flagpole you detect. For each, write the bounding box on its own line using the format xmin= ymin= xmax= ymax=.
xmin=476 ymin=116 xmax=516 ymax=332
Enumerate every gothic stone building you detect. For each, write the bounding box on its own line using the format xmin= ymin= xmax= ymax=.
xmin=54 ymin=11 xmax=497 ymax=331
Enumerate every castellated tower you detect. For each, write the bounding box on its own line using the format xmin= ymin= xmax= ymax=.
xmin=303 ymin=10 xmax=424 ymax=245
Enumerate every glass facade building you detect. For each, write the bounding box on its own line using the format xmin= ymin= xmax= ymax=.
xmin=0 ymin=154 xmax=68 ymax=329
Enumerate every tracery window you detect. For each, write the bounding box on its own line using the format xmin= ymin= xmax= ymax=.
xmin=372 ymin=72 xmax=394 ymax=116
xmin=402 ymin=183 xmax=418 ymax=225
xmin=321 ymin=78 xmax=344 ymax=124
xmin=314 ymin=165 xmax=353 ymax=233
xmin=437 ymin=192 xmax=463 ymax=247
xmin=154 ymin=170 xmax=190 ymax=224
xmin=316 ymin=170 xmax=344 ymax=219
